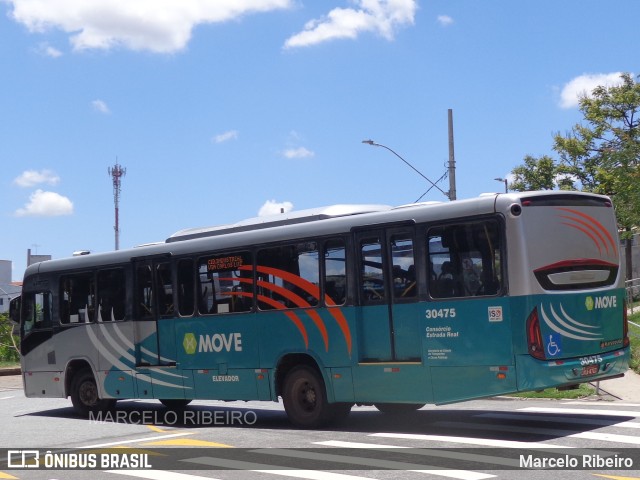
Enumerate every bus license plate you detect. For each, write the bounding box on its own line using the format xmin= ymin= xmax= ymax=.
xmin=581 ymin=364 xmax=599 ymax=376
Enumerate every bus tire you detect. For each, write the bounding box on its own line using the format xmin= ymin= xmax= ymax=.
xmin=160 ymin=399 xmax=192 ymax=410
xmin=70 ymin=368 xmax=116 ymax=418
xmin=374 ymin=403 xmax=424 ymax=415
xmin=282 ymin=365 xmax=332 ymax=429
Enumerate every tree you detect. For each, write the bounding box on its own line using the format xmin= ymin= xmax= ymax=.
xmin=554 ymin=73 xmax=640 ymax=278
xmin=511 ymin=73 xmax=640 ymax=278
xmin=0 ymin=313 xmax=20 ymax=362
xmin=510 ymin=155 xmax=575 ymax=191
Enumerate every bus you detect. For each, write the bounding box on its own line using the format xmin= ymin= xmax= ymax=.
xmin=13 ymin=191 xmax=630 ymax=428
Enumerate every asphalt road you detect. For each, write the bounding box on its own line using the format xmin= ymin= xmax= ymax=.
xmin=1 ymin=375 xmax=639 ymax=480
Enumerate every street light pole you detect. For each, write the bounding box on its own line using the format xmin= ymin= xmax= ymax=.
xmin=494 ymin=177 xmax=508 ymax=193
xmin=362 ymin=140 xmax=450 ymax=200
xmin=447 ymin=109 xmax=457 ymax=201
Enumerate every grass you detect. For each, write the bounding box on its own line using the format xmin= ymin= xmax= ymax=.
xmin=627 ymin=312 xmax=640 ymax=374
xmin=509 ymin=383 xmax=596 ymax=400
xmin=0 ymin=360 xmax=19 ymax=369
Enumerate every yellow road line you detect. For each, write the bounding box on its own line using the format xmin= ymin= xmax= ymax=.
xmin=142 ymin=438 xmax=233 ymax=447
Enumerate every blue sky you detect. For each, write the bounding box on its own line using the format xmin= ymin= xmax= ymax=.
xmin=1 ymin=0 xmax=638 ymax=281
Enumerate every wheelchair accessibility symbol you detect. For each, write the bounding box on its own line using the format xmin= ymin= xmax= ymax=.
xmin=546 ymin=333 xmax=562 ymax=357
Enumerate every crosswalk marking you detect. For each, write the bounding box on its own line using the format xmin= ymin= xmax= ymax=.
xmin=370 ymin=432 xmax=570 ymax=449
xmin=519 ymin=406 xmax=640 ymax=417
xmin=477 ymin=412 xmax=640 ymax=429
xmin=433 ymin=420 xmax=640 ymax=446
xmin=106 ymin=470 xmax=219 ymax=480
xmin=251 ymin=448 xmax=495 ymax=480
xmin=316 ymin=440 xmax=520 ymax=468
xmin=85 ymin=432 xmax=194 ymax=449
xmin=184 ymin=457 xmax=377 ymax=479
xmin=562 ymin=401 xmax=640 ymax=407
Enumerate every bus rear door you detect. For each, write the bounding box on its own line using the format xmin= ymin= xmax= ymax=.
xmin=133 ymin=256 xmax=177 ymax=368
xmin=355 ymin=228 xmax=423 ymax=362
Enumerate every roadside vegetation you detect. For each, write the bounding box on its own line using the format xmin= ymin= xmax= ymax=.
xmin=627 ymin=311 xmax=640 ymax=374
xmin=509 ymin=383 xmax=595 ymax=400
xmin=0 ymin=312 xmax=20 ymax=365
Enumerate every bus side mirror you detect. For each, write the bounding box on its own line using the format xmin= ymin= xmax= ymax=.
xmin=9 ymin=296 xmax=21 ymax=325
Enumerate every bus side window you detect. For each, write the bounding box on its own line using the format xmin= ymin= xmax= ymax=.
xmin=428 ymin=220 xmax=502 ymax=298
xmin=156 ymin=262 xmax=174 ymax=317
xmin=135 ymin=265 xmax=154 ymax=319
xmin=97 ymin=268 xmax=126 ymax=322
xmin=22 ymin=292 xmax=52 ymax=333
xmin=257 ymin=243 xmax=319 ymax=310
xmin=391 ymin=234 xmax=416 ymax=300
xmin=60 ymin=273 xmax=95 ymax=323
xmin=198 ymin=252 xmax=252 ymax=315
xmin=323 ymin=238 xmax=346 ymax=306
xmin=177 ymin=259 xmax=195 ymax=317
xmin=360 ymin=238 xmax=386 ymax=303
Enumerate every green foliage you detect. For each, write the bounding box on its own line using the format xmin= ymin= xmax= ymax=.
xmin=510 ymin=155 xmax=559 ymax=191
xmin=0 ymin=312 xmax=20 ymax=362
xmin=627 ymin=313 xmax=640 ymax=374
xmin=510 ymin=73 xmax=640 ymax=255
xmin=510 ymin=383 xmax=595 ymax=399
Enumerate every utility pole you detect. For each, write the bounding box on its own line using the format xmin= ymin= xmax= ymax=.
xmin=447 ymin=109 xmax=457 ymax=201
xmin=108 ymin=162 xmax=126 ymax=250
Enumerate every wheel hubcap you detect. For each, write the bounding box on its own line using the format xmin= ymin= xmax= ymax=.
xmin=299 ymin=381 xmax=316 ymax=412
xmin=79 ymin=381 xmax=98 ymax=406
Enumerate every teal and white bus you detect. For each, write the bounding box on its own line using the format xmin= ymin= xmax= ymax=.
xmin=13 ymin=191 xmax=630 ymax=427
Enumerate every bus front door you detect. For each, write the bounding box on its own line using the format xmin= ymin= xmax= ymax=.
xmin=133 ymin=257 xmax=177 ymax=367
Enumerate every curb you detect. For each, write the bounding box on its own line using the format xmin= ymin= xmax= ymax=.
xmin=0 ymin=367 xmax=21 ymax=376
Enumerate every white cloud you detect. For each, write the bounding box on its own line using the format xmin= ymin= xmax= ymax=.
xmin=13 ymin=169 xmax=61 ymax=187
xmin=6 ymin=0 xmax=293 ymax=53
xmin=213 ymin=130 xmax=239 ymax=144
xmin=282 ymin=147 xmax=314 ymax=159
xmin=284 ymin=0 xmax=417 ymax=49
xmin=15 ymin=190 xmax=74 ymax=217
xmin=36 ymin=42 xmax=63 ymax=57
xmin=559 ymin=72 xmax=625 ymax=109
xmin=258 ymin=199 xmax=293 ymax=216
xmin=91 ymin=99 xmax=110 ymax=114
xmin=437 ymin=15 xmax=453 ymax=27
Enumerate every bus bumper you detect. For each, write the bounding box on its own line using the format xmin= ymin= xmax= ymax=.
xmin=515 ymin=347 xmax=630 ymax=392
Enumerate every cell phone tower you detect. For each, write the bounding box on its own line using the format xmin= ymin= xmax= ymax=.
xmin=108 ymin=162 xmax=126 ymax=250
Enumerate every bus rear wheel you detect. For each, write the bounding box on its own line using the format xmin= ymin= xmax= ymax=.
xmin=282 ymin=365 xmax=334 ymax=429
xmin=160 ymin=399 xmax=192 ymax=410
xmin=70 ymin=368 xmax=116 ymax=418
xmin=374 ymin=403 xmax=425 ymax=415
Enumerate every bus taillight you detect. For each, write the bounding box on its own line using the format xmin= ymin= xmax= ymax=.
xmin=526 ymin=307 xmax=545 ymax=360
xmin=623 ymin=300 xmax=630 ymax=348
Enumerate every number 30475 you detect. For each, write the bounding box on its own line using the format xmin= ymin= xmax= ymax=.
xmin=425 ymin=308 xmax=456 ymax=319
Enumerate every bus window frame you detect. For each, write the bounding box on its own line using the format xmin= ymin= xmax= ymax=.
xmin=425 ymin=215 xmax=506 ymax=300
xmin=96 ymin=267 xmax=127 ymax=322
xmin=197 ymin=250 xmax=254 ymax=316
xmin=59 ymin=270 xmax=96 ymax=325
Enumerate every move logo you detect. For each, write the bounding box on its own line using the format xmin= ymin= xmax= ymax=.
xmin=183 ymin=333 xmax=197 ymax=355
xmin=585 ymin=295 xmax=617 ymax=311
xmin=183 ymin=332 xmax=243 ymax=354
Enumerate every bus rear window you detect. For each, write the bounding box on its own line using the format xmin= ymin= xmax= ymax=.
xmin=520 ymin=196 xmax=620 ymax=291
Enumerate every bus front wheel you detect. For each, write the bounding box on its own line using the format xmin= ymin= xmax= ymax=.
xmin=282 ymin=365 xmax=333 ymax=429
xmin=70 ymin=368 xmax=116 ymax=418
xmin=374 ymin=403 xmax=425 ymax=415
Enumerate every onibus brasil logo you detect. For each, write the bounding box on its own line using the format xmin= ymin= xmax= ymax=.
xmin=183 ymin=332 xmax=243 ymax=354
